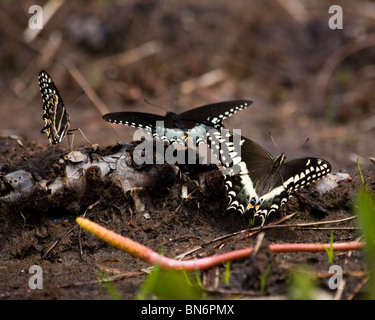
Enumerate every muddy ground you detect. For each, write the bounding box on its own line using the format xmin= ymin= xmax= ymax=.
xmin=0 ymin=1 xmax=375 ymax=300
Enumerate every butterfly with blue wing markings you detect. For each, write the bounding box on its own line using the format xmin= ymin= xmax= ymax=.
xmin=38 ymin=70 xmax=71 ymax=145
xmin=102 ymin=100 xmax=252 ymax=145
xmin=206 ymin=130 xmax=331 ymax=226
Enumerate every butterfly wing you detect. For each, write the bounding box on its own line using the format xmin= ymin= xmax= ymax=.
xmin=103 ymin=100 xmax=252 ymax=145
xmin=179 ymin=100 xmax=252 ymax=130
xmin=102 ymin=112 xmax=188 ymax=142
xmin=38 ymin=70 xmax=70 ymax=144
xmin=225 ymin=135 xmax=274 ymax=214
xmin=255 ymin=157 xmax=331 ymax=225
xmin=205 ymin=130 xmax=273 ymax=214
xmin=206 ymin=130 xmax=331 ymax=225
xmin=102 ymin=112 xmax=167 ymax=132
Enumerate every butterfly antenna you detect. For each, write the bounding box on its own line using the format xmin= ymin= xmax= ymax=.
xmin=68 ymin=91 xmax=85 ymax=109
xmin=144 ymin=98 xmax=167 ymax=112
xmin=269 ymin=131 xmax=281 ymax=154
xmin=269 ymin=132 xmax=309 ymax=154
xmin=285 ymin=137 xmax=310 ymax=153
xmin=67 ymin=91 xmax=93 ymax=147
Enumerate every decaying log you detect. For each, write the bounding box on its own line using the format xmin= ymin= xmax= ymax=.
xmin=0 ymin=136 xmax=363 ymax=221
xmin=0 ymin=142 xmax=185 ymax=216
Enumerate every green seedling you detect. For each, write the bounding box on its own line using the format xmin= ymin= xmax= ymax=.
xmin=221 ymin=261 xmax=231 ymax=284
xmin=192 ymin=270 xmax=203 ymax=290
xmin=259 ymin=263 xmax=272 ymax=296
xmin=321 ymin=232 xmax=335 ymax=264
xmin=136 ymin=265 xmax=203 ymax=300
xmin=98 ymin=270 xmax=122 ymax=300
xmin=20 ymin=212 xmax=26 ymax=228
xmin=357 ymin=156 xmax=366 ymax=186
xmin=355 ymin=188 xmax=375 ymax=299
xmin=354 ymin=157 xmax=375 ymax=299
xmin=249 ymin=216 xmax=256 ymax=227
xmin=181 ymin=268 xmax=203 ymax=291
xmin=287 ymin=266 xmax=317 ymax=300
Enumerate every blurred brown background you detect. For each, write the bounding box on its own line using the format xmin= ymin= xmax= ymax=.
xmin=1 ymin=0 xmax=374 ymax=171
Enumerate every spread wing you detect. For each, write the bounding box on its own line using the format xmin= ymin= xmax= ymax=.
xmin=180 ymin=100 xmax=252 ymax=129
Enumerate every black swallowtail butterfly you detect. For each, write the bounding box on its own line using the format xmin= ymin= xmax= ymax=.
xmin=102 ymin=100 xmax=252 ymax=145
xmin=38 ymin=70 xmax=71 ymax=144
xmin=206 ymin=130 xmax=331 ymax=226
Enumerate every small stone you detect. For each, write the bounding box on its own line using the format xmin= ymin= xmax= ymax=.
xmin=143 ymin=212 xmax=151 ymax=220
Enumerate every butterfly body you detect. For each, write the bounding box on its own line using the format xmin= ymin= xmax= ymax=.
xmin=103 ymin=100 xmax=252 ymax=145
xmin=206 ymin=131 xmax=331 ymax=225
xmin=38 ymin=70 xmax=71 ymax=144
